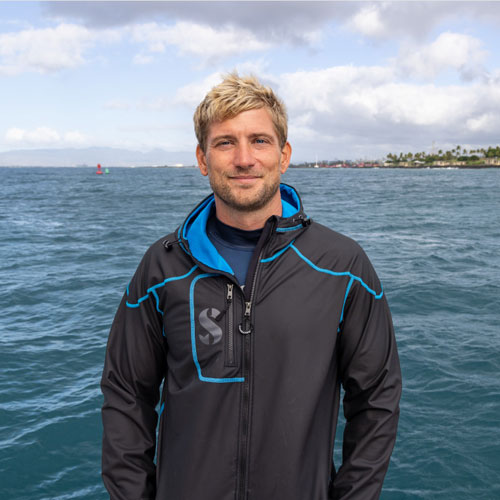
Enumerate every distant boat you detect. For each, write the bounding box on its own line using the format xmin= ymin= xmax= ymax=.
xmin=96 ymin=163 xmax=103 ymax=175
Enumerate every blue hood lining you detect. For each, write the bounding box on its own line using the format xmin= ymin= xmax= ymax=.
xmin=280 ymin=184 xmax=300 ymax=218
xmin=183 ymin=197 xmax=233 ymax=275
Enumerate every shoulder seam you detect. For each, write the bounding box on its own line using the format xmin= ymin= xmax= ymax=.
xmin=290 ymin=244 xmax=383 ymax=299
xmin=126 ymin=265 xmax=199 ymax=312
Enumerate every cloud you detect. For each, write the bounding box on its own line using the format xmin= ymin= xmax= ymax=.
xmin=346 ymin=1 xmax=500 ymax=41
xmin=6 ymin=127 xmax=60 ymax=145
xmin=44 ymin=1 xmax=500 ymax=46
xmin=5 ymin=127 xmax=89 ymax=147
xmin=272 ymin=64 xmax=500 ymax=157
xmin=43 ymin=1 xmax=352 ymax=45
xmin=276 ymin=66 xmax=396 ymax=114
xmin=174 ymin=72 xmax=227 ymax=108
xmin=0 ymin=22 xmax=121 ymax=75
xmin=131 ymin=22 xmax=271 ymax=63
xmin=0 ymin=23 xmax=93 ymax=75
xmin=349 ymin=4 xmax=386 ymax=38
xmin=397 ymin=32 xmax=488 ymax=80
xmin=466 ymin=112 xmax=500 ymax=133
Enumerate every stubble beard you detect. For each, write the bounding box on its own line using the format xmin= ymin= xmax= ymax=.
xmin=209 ymin=170 xmax=281 ymax=213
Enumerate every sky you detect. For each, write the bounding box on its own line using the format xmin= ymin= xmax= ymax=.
xmin=1 ymin=0 xmax=500 ymax=165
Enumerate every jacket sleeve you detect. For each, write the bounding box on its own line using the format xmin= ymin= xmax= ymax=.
xmin=101 ymin=250 xmax=167 ymax=500
xmin=331 ymin=255 xmax=402 ymax=499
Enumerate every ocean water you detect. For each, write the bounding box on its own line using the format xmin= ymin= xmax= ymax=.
xmin=0 ymin=166 xmax=499 ymax=499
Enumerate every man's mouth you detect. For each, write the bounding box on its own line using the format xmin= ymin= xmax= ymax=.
xmin=229 ymin=174 xmax=261 ymax=180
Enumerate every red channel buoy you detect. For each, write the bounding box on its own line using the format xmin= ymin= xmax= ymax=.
xmin=96 ymin=163 xmax=103 ymax=175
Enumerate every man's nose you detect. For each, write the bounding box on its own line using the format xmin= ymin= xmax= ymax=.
xmin=234 ymin=142 xmax=255 ymax=168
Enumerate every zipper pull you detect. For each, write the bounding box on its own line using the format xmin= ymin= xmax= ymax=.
xmin=216 ymin=283 xmax=234 ymax=322
xmin=293 ymin=214 xmax=311 ymax=227
xmin=238 ymin=301 xmax=253 ymax=334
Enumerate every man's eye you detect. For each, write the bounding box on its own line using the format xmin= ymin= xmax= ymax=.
xmin=255 ymin=138 xmax=268 ymax=144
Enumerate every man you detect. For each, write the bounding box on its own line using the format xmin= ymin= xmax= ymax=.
xmin=101 ymin=73 xmax=401 ymax=500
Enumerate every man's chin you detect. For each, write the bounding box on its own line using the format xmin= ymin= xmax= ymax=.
xmin=228 ymin=196 xmax=267 ymax=212
xmin=212 ymin=180 xmax=280 ymax=213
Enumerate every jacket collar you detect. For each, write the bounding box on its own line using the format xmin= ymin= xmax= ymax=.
xmin=179 ymin=184 xmax=309 ymax=273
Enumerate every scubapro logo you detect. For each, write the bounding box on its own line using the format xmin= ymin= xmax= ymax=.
xmin=198 ymin=308 xmax=222 ymax=345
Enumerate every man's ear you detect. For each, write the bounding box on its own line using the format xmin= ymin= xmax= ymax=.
xmin=196 ymin=145 xmax=209 ymax=176
xmin=280 ymin=142 xmax=292 ymax=174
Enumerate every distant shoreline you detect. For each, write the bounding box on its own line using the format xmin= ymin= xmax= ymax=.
xmin=288 ymin=164 xmax=500 ymax=170
xmin=1 ymin=164 xmax=499 ymax=170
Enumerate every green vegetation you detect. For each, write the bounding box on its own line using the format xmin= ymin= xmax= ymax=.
xmin=385 ymin=145 xmax=500 ymax=167
xmin=288 ymin=145 xmax=500 ymax=169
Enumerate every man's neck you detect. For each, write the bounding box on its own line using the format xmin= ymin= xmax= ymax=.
xmin=213 ymin=195 xmax=282 ymax=230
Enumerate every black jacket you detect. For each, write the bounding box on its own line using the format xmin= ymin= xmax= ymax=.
xmin=101 ymin=184 xmax=401 ymax=500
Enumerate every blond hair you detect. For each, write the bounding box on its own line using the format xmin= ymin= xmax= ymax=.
xmin=194 ymin=72 xmax=288 ymax=152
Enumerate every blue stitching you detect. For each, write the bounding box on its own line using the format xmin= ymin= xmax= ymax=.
xmin=176 ymin=228 xmax=189 ymax=255
xmin=150 ymin=289 xmax=163 ymax=316
xmin=178 ymin=240 xmax=189 ymax=255
xmin=276 ymin=224 xmax=303 ymax=232
xmin=190 ymin=274 xmax=245 ymax=384
xmin=126 ymin=265 xmax=199 ymax=308
xmin=125 ymin=295 xmax=149 ymax=308
xmin=290 ymin=244 xmax=383 ymax=299
xmin=260 ymin=240 xmax=295 ymax=263
xmin=338 ymin=276 xmax=355 ymax=332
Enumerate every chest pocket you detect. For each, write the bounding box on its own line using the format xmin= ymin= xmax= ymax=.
xmin=190 ymin=274 xmax=244 ymax=383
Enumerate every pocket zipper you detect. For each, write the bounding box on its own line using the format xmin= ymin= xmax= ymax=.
xmin=226 ymin=283 xmax=235 ymax=366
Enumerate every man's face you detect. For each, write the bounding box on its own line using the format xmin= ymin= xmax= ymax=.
xmin=196 ymin=108 xmax=291 ymax=214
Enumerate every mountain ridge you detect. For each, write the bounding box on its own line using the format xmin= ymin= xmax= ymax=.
xmin=0 ymin=146 xmax=196 ymax=167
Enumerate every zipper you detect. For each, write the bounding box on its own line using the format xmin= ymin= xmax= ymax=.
xmin=236 ymin=218 xmax=275 ymax=500
xmin=237 ymin=250 xmax=263 ymax=499
xmin=239 ymin=216 xmax=273 ymax=336
xmin=238 ymin=255 xmax=261 ymax=335
xmin=226 ymin=283 xmax=235 ymax=366
xmin=155 ymin=379 xmax=167 ymax=477
xmin=238 ymin=331 xmax=251 ymax=500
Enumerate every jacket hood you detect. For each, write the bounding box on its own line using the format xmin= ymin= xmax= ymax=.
xmin=178 ymin=184 xmax=308 ymax=274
